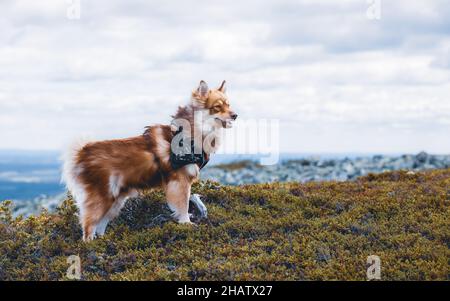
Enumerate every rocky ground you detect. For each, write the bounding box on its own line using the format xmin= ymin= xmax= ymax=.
xmin=201 ymin=152 xmax=450 ymax=185
xmin=12 ymin=193 xmax=65 ymax=217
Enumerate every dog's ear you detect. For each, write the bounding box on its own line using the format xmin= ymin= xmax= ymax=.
xmin=193 ymin=80 xmax=209 ymax=100
xmin=192 ymin=81 xmax=209 ymax=107
xmin=218 ymin=80 xmax=226 ymax=93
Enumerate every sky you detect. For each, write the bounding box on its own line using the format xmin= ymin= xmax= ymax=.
xmin=0 ymin=0 xmax=449 ymax=154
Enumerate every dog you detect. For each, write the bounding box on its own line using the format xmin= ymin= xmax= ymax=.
xmin=62 ymin=80 xmax=237 ymax=241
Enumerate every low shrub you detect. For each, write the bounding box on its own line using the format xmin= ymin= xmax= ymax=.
xmin=1 ymin=169 xmax=449 ymax=280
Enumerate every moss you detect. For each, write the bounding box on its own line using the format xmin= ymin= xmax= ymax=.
xmin=0 ymin=169 xmax=449 ymax=280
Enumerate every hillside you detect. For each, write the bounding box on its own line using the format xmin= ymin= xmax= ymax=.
xmin=0 ymin=169 xmax=449 ymax=280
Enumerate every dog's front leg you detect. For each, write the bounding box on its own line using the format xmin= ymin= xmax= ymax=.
xmin=165 ymin=179 xmax=194 ymax=224
xmin=189 ymin=194 xmax=208 ymax=219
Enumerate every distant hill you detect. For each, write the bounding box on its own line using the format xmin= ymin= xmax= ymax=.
xmin=0 ymin=150 xmax=64 ymax=202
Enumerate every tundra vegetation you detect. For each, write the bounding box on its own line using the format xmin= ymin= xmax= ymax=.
xmin=0 ymin=169 xmax=449 ymax=280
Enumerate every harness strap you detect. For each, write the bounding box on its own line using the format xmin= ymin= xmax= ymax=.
xmin=169 ymin=126 xmax=210 ymax=170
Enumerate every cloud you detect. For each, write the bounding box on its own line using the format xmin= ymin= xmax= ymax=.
xmin=0 ymin=0 xmax=449 ymax=153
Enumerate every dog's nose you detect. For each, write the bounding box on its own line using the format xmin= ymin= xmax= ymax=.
xmin=231 ymin=113 xmax=238 ymax=120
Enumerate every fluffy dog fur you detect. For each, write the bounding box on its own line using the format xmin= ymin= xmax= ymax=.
xmin=62 ymin=80 xmax=237 ymax=241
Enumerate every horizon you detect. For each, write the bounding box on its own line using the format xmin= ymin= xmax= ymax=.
xmin=1 ymin=147 xmax=448 ymax=202
xmin=0 ymin=148 xmax=444 ymax=158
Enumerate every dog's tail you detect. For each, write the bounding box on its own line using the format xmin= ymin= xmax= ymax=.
xmin=61 ymin=138 xmax=92 ymax=212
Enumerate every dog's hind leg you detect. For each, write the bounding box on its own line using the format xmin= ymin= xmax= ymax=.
xmin=189 ymin=194 xmax=208 ymax=219
xmin=82 ymin=211 xmax=105 ymax=241
xmin=81 ymin=192 xmax=114 ymax=241
xmin=164 ymin=177 xmax=193 ymax=224
xmin=95 ymin=189 xmax=138 ymax=237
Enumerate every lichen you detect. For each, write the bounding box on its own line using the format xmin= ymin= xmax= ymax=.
xmin=0 ymin=169 xmax=449 ymax=280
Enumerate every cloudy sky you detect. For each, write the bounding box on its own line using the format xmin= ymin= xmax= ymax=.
xmin=0 ymin=0 xmax=449 ymax=154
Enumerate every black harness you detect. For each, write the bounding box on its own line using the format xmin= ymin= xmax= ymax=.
xmin=170 ymin=126 xmax=209 ymax=170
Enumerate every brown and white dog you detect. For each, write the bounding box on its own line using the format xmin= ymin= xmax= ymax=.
xmin=62 ymin=80 xmax=237 ymax=241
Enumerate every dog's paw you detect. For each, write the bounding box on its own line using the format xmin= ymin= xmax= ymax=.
xmin=178 ymin=220 xmax=198 ymax=227
xmin=189 ymin=194 xmax=208 ymax=219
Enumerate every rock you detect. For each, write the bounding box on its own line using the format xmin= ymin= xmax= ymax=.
xmin=317 ymin=159 xmax=336 ymax=168
xmin=373 ymin=155 xmax=384 ymax=161
xmin=315 ymin=245 xmax=332 ymax=262
xmin=342 ymin=163 xmax=356 ymax=176
xmin=415 ymin=151 xmax=429 ymax=165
